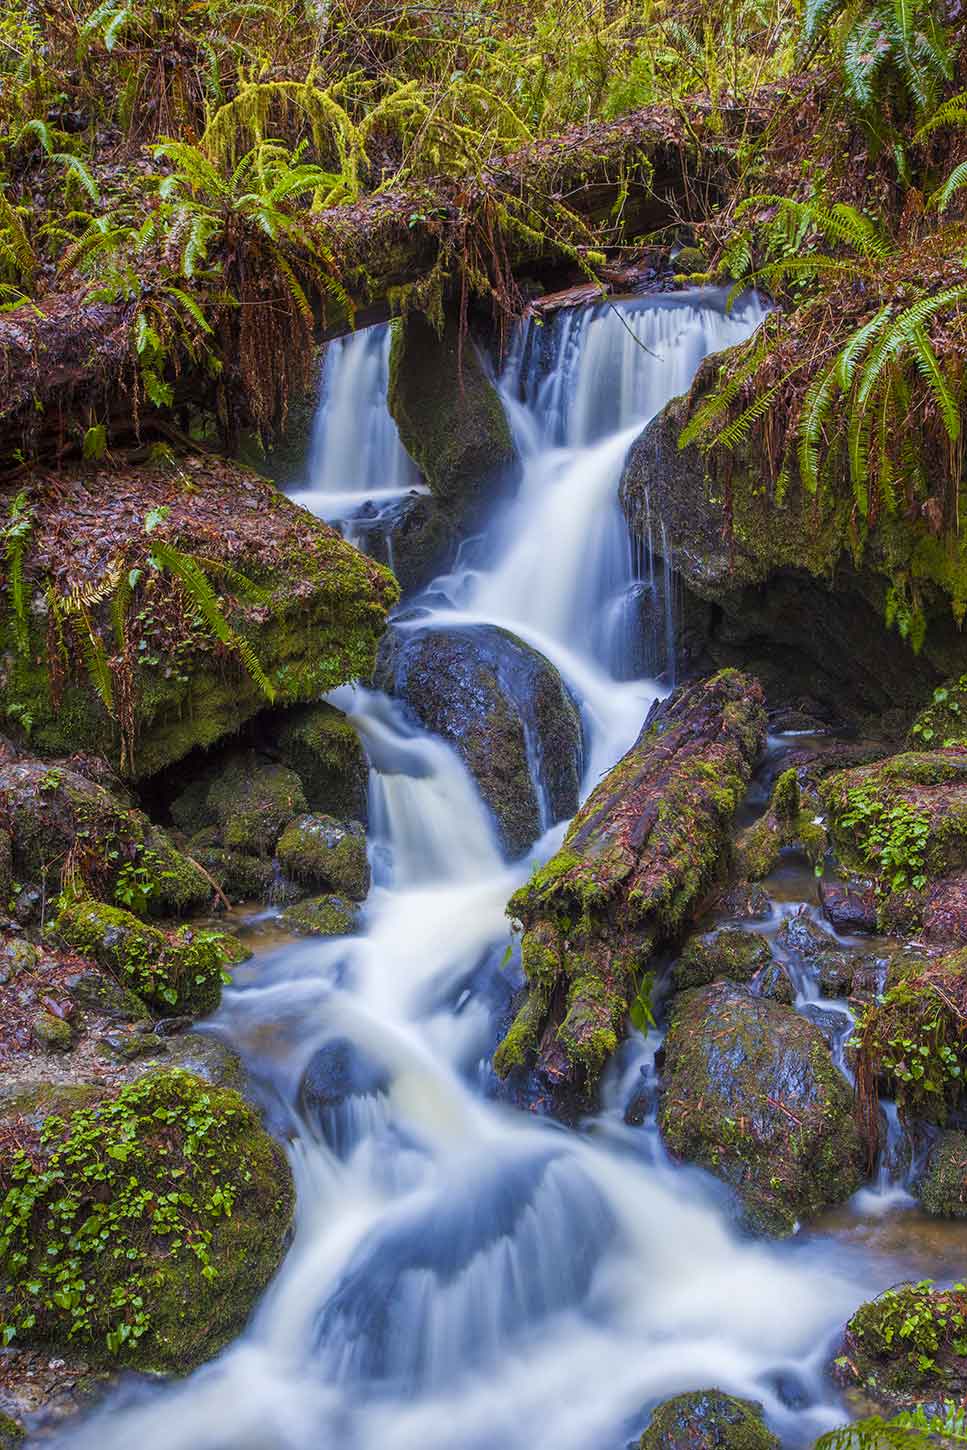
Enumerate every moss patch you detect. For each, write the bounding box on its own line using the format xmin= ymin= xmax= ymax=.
xmin=278 ymin=894 xmax=360 ymax=936
xmin=918 ymin=1131 xmax=967 ymax=1218
xmin=638 ymin=1389 xmax=780 ymax=1450
xmin=671 ymin=928 xmax=772 ymax=992
xmin=273 ymin=702 xmax=369 ymax=824
xmin=837 ymin=1283 xmax=967 ymax=1412
xmin=276 ymin=815 xmax=370 ymax=900
xmin=0 ymin=1069 xmax=293 ymax=1373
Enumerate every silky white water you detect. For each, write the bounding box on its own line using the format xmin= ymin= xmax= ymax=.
xmin=48 ymin=293 xmax=942 ymax=1450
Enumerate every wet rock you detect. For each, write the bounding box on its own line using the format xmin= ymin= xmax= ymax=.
xmin=908 ymin=674 xmax=967 ymax=750
xmin=351 ymin=491 xmax=457 ymax=597
xmin=750 ymin=958 xmax=795 ymax=1004
xmin=775 ymin=910 xmax=853 ymax=994
xmin=162 ymin=1033 xmax=245 ymax=1091
xmin=703 ymin=882 xmax=773 ymax=922
xmin=187 ymin=846 xmax=277 ymax=903
xmin=33 ymin=1009 xmax=74 ymax=1051
xmin=820 ymin=880 xmax=877 ymax=934
xmin=671 ymin=928 xmax=772 ymax=993
xmin=54 ymin=901 xmax=231 ymax=1017
xmin=638 ymin=1389 xmax=779 ymax=1450
xmin=0 ymin=1069 xmax=293 ymax=1373
xmin=276 ymin=815 xmax=370 ymax=900
xmin=734 ymin=768 xmax=826 ymax=880
xmin=300 ymin=1037 xmax=388 ymax=1153
xmin=12 ymin=884 xmax=43 ymax=925
xmin=799 ymin=1003 xmax=852 ymax=1050
xmin=387 ymin=311 xmax=514 ymax=511
xmin=658 ymin=981 xmax=864 ymax=1235
xmin=65 ymin=969 xmax=148 ymax=1021
xmin=96 ymin=1028 xmax=160 ymax=1061
xmin=834 ymin=1283 xmax=967 ymax=1414
xmin=0 ymin=937 xmax=39 ymax=984
xmin=0 ymin=759 xmax=209 ymax=916
xmin=376 ymin=622 xmax=583 ymax=858
xmin=278 ymin=894 xmax=360 ymax=936
xmin=494 ymin=670 xmax=766 ymax=1104
xmin=271 ymin=702 xmax=369 ymax=824
xmin=916 ymin=1129 xmax=967 ymax=1217
xmin=921 ymin=868 xmax=967 ymax=947
xmin=171 ymin=752 xmax=306 ymax=856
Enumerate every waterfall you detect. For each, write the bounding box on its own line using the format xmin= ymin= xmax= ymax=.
xmin=48 ymin=291 xmax=930 ymax=1450
xmin=287 ymin=325 xmax=423 ymax=546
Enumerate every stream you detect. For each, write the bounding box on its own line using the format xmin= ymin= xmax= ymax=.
xmin=49 ymin=291 xmax=962 ymax=1449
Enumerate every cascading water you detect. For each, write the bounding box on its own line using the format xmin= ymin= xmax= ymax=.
xmin=48 ymin=292 xmax=950 ymax=1450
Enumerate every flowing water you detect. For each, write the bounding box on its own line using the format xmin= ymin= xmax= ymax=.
xmin=48 ymin=292 xmax=958 ymax=1450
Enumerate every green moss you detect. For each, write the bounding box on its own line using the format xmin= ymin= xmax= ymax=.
xmin=54 ymin=900 xmax=228 ymax=1016
xmin=278 ymin=894 xmax=360 ymax=936
xmin=205 ymin=757 xmax=306 ymax=856
xmin=188 ymin=847 xmax=276 ymax=902
xmin=910 ymin=675 xmax=967 ymax=749
xmin=557 ymin=967 xmax=626 ymax=1076
xmin=918 ymin=1130 xmax=967 ymax=1217
xmin=841 ymin=1283 xmax=967 ymax=1408
xmin=639 ymin=1389 xmax=780 ymax=1450
xmin=492 ymin=982 xmax=550 ymax=1077
xmin=275 ymin=814 xmax=370 ymax=900
xmin=387 ymin=310 xmax=514 ymax=505
xmin=33 ymin=1010 xmax=74 ymax=1051
xmin=735 ymin=769 xmax=826 ymax=881
xmin=273 ymin=703 xmax=369 ymax=822
xmin=0 ymin=1412 xmax=25 ymax=1448
xmin=0 ymin=1069 xmax=293 ymax=1373
xmin=671 ymin=928 xmax=772 ymax=992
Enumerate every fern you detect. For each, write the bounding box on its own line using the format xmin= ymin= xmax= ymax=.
xmin=930 ymin=161 xmax=967 ymax=214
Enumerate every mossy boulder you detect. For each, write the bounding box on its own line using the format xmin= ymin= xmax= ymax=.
xmin=278 ymin=894 xmax=360 ymax=936
xmin=377 ymin=623 xmax=583 ymax=857
xmin=821 ymin=748 xmax=967 ymax=931
xmin=917 ymin=1130 xmax=967 ymax=1217
xmin=171 ymin=751 xmax=306 ymax=856
xmin=0 ymin=1413 xmax=24 ymax=1448
xmin=909 ymin=675 xmax=967 ymax=749
xmin=276 ymin=815 xmax=370 ymax=899
xmin=188 ymin=847 xmax=277 ymax=903
xmin=671 ymin=928 xmax=773 ymax=993
xmin=1 ymin=461 xmax=398 ymax=779
xmin=494 ymin=670 xmax=766 ymax=1102
xmin=658 ymin=981 xmax=864 ymax=1235
xmin=387 ymin=312 xmax=514 ymax=510
xmin=638 ymin=1389 xmax=779 ymax=1450
xmin=351 ymin=490 xmax=457 ymax=596
xmin=0 ymin=1069 xmax=293 ymax=1373
xmin=734 ymin=768 xmax=827 ymax=881
xmin=834 ymin=1283 xmax=967 ymax=1413
xmin=272 ymin=702 xmax=369 ymax=823
xmin=54 ymin=900 xmax=231 ymax=1016
xmin=0 ymin=759 xmax=209 ymax=916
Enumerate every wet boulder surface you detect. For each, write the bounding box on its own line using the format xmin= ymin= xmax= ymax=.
xmin=376 ymin=622 xmax=583 ymax=857
xmin=917 ymin=1130 xmax=967 ymax=1217
xmin=493 ymin=669 xmax=766 ymax=1106
xmin=276 ymin=814 xmax=370 ymax=899
xmin=638 ymin=1389 xmax=780 ymax=1450
xmin=658 ymin=981 xmax=864 ymax=1235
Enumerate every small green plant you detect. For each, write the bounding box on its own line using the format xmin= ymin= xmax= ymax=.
xmin=3 ymin=490 xmax=34 ymax=655
xmin=839 ymin=783 xmax=930 ymax=893
xmin=853 ymin=965 xmax=965 ymax=1121
xmin=113 ymin=857 xmax=158 ymax=916
xmin=629 ymin=969 xmax=657 ymax=1033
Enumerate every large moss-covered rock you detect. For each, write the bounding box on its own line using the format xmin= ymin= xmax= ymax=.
xmin=638 ymin=1389 xmax=780 ymax=1450
xmin=278 ymin=894 xmax=360 ymax=936
xmin=272 ymin=702 xmax=369 ymax=823
xmin=0 ymin=1069 xmax=293 ymax=1373
xmin=171 ymin=751 xmax=306 ymax=856
xmin=917 ymin=1130 xmax=967 ymax=1217
xmin=376 ymin=623 xmax=583 ymax=857
xmin=187 ymin=846 xmax=277 ymax=903
xmin=0 ymin=759 xmax=208 ymax=915
xmin=54 ymin=900 xmax=230 ymax=1016
xmin=658 ymin=981 xmax=864 ymax=1234
xmin=494 ymin=670 xmax=766 ymax=1102
xmin=276 ymin=814 xmax=370 ymax=899
xmin=909 ymin=674 xmax=967 ymax=749
xmin=387 ymin=312 xmax=514 ymax=510
xmin=834 ymin=1284 xmax=967 ymax=1413
xmin=671 ymin=928 xmax=773 ymax=993
xmin=619 ymin=378 xmax=966 ymax=724
xmin=1 ymin=460 xmax=397 ymax=779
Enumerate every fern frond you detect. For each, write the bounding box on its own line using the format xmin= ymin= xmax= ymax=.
xmin=797 ymin=358 xmax=840 ymax=494
xmin=929 ymin=161 xmax=967 ymax=214
xmin=909 ymin=325 xmax=961 ymax=443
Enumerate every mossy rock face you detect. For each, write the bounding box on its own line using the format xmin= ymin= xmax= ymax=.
xmin=638 ymin=1389 xmax=779 ymax=1450
xmin=0 ymin=759 xmax=209 ymax=916
xmin=495 ymin=671 xmax=767 ymax=1105
xmin=54 ymin=901 xmax=230 ymax=1017
xmin=189 ymin=847 xmax=278 ymax=903
xmin=835 ymin=1284 xmax=967 ymax=1413
xmin=734 ymin=769 xmax=827 ymax=881
xmin=279 ymin=894 xmax=360 ymax=936
xmin=376 ymin=623 xmax=583 ymax=858
xmin=2 ymin=462 xmax=398 ymax=780
xmin=821 ymin=747 xmax=967 ymax=930
xmin=671 ymin=928 xmax=772 ymax=993
xmin=273 ymin=702 xmax=369 ymax=824
xmin=0 ymin=1068 xmax=293 ymax=1373
xmin=64 ymin=968 xmax=148 ymax=1021
xmin=658 ymin=981 xmax=864 ymax=1235
xmin=917 ymin=1130 xmax=967 ymax=1217
xmin=0 ymin=1413 xmax=24 ymax=1448
xmin=276 ymin=815 xmax=370 ymax=900
xmin=909 ymin=675 xmax=967 ymax=750
xmin=351 ymin=490 xmax=457 ymax=597
xmin=172 ymin=752 xmax=306 ymax=856
xmin=387 ymin=311 xmax=514 ymax=509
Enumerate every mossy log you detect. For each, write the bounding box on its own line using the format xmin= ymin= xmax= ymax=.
xmin=494 ymin=669 xmax=766 ymax=1099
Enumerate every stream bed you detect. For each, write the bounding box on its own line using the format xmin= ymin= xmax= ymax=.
xmin=47 ymin=292 xmax=963 ymax=1450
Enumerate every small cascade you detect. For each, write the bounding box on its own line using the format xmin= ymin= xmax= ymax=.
xmin=288 ymin=325 xmax=423 ymax=544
